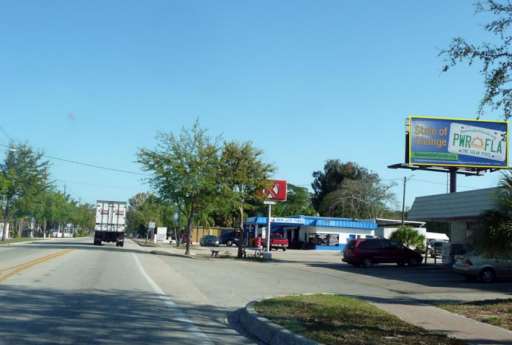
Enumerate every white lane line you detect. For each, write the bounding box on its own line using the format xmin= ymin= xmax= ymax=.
xmin=132 ymin=253 xmax=213 ymax=345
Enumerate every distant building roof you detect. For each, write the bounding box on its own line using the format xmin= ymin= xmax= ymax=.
xmin=375 ymin=218 xmax=425 ymax=228
xmin=245 ymin=215 xmax=377 ymax=230
xmin=408 ymin=187 xmax=500 ymax=221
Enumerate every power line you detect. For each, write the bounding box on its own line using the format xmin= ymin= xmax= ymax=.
xmin=0 ymin=143 xmax=148 ymax=177
xmin=54 ymin=178 xmax=143 ymax=190
xmin=0 ymin=125 xmax=13 ymax=141
xmin=45 ymin=154 xmax=147 ymax=176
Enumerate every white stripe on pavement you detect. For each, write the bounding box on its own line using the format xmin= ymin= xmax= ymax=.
xmin=132 ymin=253 xmax=213 ymax=345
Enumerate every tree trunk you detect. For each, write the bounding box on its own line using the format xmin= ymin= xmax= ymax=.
xmin=185 ymin=215 xmax=193 ymax=256
xmin=17 ymin=219 xmax=23 ymax=238
xmin=237 ymin=205 xmax=245 ymax=258
xmin=1 ymin=204 xmax=9 ymax=241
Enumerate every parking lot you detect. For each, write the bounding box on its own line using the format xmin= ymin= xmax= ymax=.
xmin=152 ymin=243 xmax=512 ymax=303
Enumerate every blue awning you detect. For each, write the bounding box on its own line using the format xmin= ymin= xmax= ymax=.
xmin=245 ymin=215 xmax=377 ymax=230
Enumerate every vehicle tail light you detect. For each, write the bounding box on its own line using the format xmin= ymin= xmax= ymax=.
xmin=464 ymin=259 xmax=473 ymax=267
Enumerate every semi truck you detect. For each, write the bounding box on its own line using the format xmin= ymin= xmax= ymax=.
xmin=94 ymin=200 xmax=126 ymax=247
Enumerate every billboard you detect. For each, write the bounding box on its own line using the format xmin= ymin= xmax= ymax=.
xmin=262 ymin=180 xmax=288 ymax=201
xmin=408 ymin=116 xmax=508 ymax=169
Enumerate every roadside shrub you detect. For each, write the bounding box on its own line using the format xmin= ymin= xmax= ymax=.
xmin=389 ymin=225 xmax=425 ymax=251
xmin=478 ymin=210 xmax=512 ymax=257
xmin=476 ymin=173 xmax=512 ymax=257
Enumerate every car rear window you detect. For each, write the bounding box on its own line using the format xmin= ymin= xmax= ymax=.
xmin=359 ymin=240 xmax=381 ymax=249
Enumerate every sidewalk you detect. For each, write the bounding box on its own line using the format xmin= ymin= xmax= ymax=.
xmin=374 ymin=301 xmax=512 ymax=345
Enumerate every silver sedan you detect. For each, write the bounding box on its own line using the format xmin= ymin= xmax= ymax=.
xmin=453 ymin=254 xmax=512 ymax=283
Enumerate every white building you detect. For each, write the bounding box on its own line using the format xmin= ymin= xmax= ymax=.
xmin=408 ymin=187 xmax=499 ymax=245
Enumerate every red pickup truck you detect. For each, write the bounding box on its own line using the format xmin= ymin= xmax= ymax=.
xmin=270 ymin=234 xmax=288 ymax=251
xmin=253 ymin=234 xmax=289 ymax=251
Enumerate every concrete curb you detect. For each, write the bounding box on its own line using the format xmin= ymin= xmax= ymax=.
xmin=238 ymin=301 xmax=321 ymax=345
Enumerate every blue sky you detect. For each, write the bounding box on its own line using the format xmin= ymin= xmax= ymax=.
xmin=0 ymin=1 xmax=506 ymax=208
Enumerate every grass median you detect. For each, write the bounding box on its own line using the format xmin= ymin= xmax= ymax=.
xmin=254 ymin=294 xmax=464 ymax=345
xmin=0 ymin=238 xmax=41 ymax=245
xmin=439 ymin=299 xmax=512 ymax=331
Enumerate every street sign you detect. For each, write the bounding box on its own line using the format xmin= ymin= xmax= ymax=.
xmin=155 ymin=227 xmax=167 ymax=242
xmin=148 ymin=222 xmax=156 ymax=230
xmin=262 ymin=180 xmax=287 ymax=201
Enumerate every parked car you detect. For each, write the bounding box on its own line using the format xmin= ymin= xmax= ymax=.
xmin=269 ymin=233 xmax=288 ymax=251
xmin=343 ymin=238 xmax=423 ymax=267
xmin=199 ymin=235 xmax=219 ymax=247
xmin=453 ymin=254 xmax=512 ymax=283
xmin=219 ymin=231 xmax=240 ymax=247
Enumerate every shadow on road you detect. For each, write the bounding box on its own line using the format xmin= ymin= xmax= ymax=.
xmin=0 ymin=285 xmax=254 ymax=345
xmin=307 ymin=262 xmax=512 ymax=294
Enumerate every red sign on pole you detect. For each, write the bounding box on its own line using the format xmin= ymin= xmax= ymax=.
xmin=262 ymin=180 xmax=287 ymax=201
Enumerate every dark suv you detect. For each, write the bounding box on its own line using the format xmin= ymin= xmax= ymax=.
xmin=343 ymin=238 xmax=423 ymax=267
xmin=219 ymin=231 xmax=240 ymax=247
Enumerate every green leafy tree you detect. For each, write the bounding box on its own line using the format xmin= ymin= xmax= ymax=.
xmin=219 ymin=141 xmax=274 ymax=257
xmin=271 ymin=184 xmax=315 ymax=217
xmin=442 ymin=0 xmax=512 ymax=119
xmin=70 ymin=202 xmax=95 ymax=236
xmin=477 ymin=172 xmax=512 ymax=256
xmin=1 ymin=143 xmax=50 ymax=241
xmin=390 ymin=226 xmax=426 ymax=251
xmin=138 ymin=122 xmax=220 ymax=255
xmin=319 ymin=176 xmax=395 ymax=219
xmin=312 ymin=160 xmax=368 ymax=212
xmin=312 ymin=160 xmax=395 ymax=218
xmin=479 ymin=210 xmax=512 ymax=256
xmin=126 ymin=192 xmax=167 ymax=238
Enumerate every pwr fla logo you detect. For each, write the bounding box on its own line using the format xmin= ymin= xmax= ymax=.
xmin=262 ymin=180 xmax=287 ymax=201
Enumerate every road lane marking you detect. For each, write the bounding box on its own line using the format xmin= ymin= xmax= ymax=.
xmin=0 ymin=249 xmax=74 ymax=283
xmin=132 ymin=253 xmax=213 ymax=345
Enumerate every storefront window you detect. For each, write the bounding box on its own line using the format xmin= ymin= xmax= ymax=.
xmin=307 ymin=233 xmax=339 ymax=247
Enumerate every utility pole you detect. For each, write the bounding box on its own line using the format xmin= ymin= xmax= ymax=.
xmin=401 ymin=177 xmax=407 ymax=225
xmin=401 ymin=174 xmax=413 ymax=225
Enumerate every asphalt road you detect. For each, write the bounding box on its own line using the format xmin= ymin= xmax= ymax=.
xmin=0 ymin=238 xmax=253 ymax=345
xmin=0 ymin=238 xmax=510 ymax=345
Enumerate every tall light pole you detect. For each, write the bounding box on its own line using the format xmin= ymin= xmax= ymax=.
xmin=263 ymin=200 xmax=275 ymax=260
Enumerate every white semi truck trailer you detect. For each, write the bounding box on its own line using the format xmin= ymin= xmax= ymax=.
xmin=94 ymin=200 xmax=126 ymax=247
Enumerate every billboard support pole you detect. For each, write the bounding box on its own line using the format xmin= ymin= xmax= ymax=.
xmin=449 ymin=168 xmax=457 ymax=193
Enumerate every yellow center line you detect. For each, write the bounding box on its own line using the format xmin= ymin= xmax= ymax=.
xmin=0 ymin=249 xmax=74 ymax=283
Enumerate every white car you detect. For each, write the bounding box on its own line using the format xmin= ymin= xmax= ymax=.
xmin=453 ymin=254 xmax=512 ymax=283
